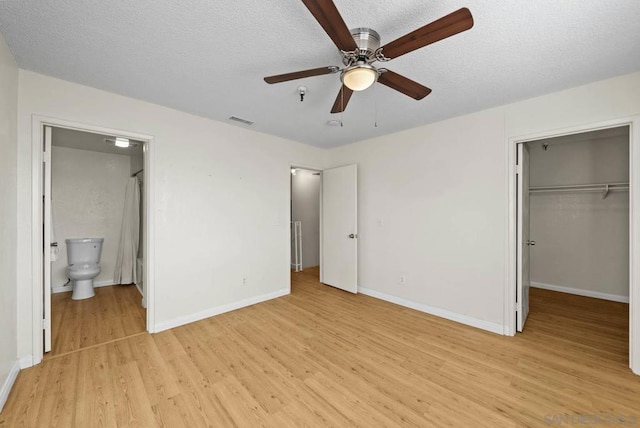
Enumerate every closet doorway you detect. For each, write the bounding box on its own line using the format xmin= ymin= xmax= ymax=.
xmin=508 ymin=117 xmax=640 ymax=375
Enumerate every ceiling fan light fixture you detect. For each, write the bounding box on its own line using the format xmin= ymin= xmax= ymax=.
xmin=341 ymin=64 xmax=377 ymax=91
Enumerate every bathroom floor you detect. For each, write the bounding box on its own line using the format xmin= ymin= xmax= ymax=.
xmin=47 ymin=284 xmax=146 ymax=358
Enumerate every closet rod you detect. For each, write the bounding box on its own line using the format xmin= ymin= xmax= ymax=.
xmin=529 ymin=182 xmax=628 ymax=199
xmin=529 ymin=182 xmax=628 ymax=191
xmin=131 ymin=169 xmax=143 ymax=177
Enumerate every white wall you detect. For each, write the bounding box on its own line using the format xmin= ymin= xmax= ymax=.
xmin=16 ymin=71 xmax=328 ymax=361
xmin=330 ymin=108 xmax=507 ymax=331
xmin=51 ymin=146 xmax=131 ymax=289
xmin=529 ymin=133 xmax=629 ymax=299
xmin=0 ymin=31 xmax=18 ymax=411
xmin=328 ymin=72 xmax=640 ymax=333
xmin=291 ymin=169 xmax=320 ymax=268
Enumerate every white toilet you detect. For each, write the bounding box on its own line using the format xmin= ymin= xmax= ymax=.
xmin=66 ymin=238 xmax=104 ymax=300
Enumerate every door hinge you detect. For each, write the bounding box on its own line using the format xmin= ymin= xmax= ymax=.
xmin=41 ymin=319 xmax=46 ymax=330
xmin=515 ymin=302 xmax=521 ymax=312
xmin=515 ymin=164 xmax=522 ymax=175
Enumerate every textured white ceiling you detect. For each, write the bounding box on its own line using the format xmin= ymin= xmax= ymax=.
xmin=52 ymin=127 xmax=143 ymax=157
xmin=1 ymin=1 xmax=639 ymax=148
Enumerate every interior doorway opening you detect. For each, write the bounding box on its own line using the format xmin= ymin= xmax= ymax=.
xmin=43 ymin=126 xmax=148 ymax=357
xmin=31 ymin=115 xmax=155 ymax=366
xmin=290 ymin=167 xmax=322 ymax=277
xmin=513 ymin=123 xmax=635 ymax=373
xmin=289 ymin=163 xmax=359 ymax=294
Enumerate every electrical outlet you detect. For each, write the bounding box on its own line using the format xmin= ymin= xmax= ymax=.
xmin=399 ymin=275 xmax=406 ymax=285
xmin=377 ymin=219 xmax=384 ymax=227
xmin=242 ymin=277 xmax=248 ymax=286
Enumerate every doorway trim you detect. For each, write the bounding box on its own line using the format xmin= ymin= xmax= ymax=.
xmin=505 ymin=115 xmax=640 ymax=375
xmin=30 ymin=115 xmax=156 ymax=366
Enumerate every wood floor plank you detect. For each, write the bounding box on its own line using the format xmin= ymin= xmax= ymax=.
xmin=128 ymin=334 xmax=181 ymax=406
xmin=150 ymin=393 xmax=206 ymax=428
xmin=111 ymin=361 xmax=159 ymax=428
xmin=48 ymin=285 xmax=146 ymax=357
xmin=3 ymin=269 xmax=639 ymax=427
xmin=74 ymin=345 xmax=117 ymax=428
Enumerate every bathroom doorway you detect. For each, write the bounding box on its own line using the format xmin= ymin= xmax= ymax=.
xmin=33 ymin=118 xmax=154 ymax=362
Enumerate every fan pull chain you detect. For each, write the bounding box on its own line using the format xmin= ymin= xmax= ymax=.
xmin=374 ymin=82 xmax=378 ymax=128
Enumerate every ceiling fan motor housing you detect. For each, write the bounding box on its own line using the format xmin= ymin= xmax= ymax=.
xmin=347 ymin=28 xmax=380 ymax=63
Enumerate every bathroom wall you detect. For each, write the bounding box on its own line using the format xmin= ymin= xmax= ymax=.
xmin=130 ymin=154 xmax=144 ymax=260
xmin=291 ymin=169 xmax=321 ymax=268
xmin=0 ymin=30 xmax=18 ymax=411
xmin=51 ymin=146 xmax=131 ymax=290
xmin=529 ymin=129 xmax=630 ymax=299
xmin=130 ymin=154 xmax=143 ymax=176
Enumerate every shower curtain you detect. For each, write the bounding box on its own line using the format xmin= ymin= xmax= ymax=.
xmin=114 ymin=177 xmax=140 ymax=284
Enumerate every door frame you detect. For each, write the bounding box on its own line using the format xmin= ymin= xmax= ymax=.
xmin=516 ymin=143 xmax=530 ymax=332
xmin=289 ymin=163 xmax=324 ymax=285
xmin=30 ymin=115 xmax=156 ymax=365
xmin=505 ymin=116 xmax=640 ymax=375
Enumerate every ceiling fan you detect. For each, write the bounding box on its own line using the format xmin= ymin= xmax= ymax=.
xmin=264 ymin=0 xmax=474 ymax=114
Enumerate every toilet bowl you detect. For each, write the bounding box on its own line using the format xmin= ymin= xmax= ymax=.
xmin=65 ymin=238 xmax=104 ymax=300
xmin=68 ymin=263 xmax=101 ymax=300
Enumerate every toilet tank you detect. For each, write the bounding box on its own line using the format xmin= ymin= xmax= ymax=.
xmin=65 ymin=238 xmax=104 ymax=264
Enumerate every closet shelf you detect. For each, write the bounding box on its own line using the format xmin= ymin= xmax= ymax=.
xmin=529 ymin=182 xmax=629 ymax=199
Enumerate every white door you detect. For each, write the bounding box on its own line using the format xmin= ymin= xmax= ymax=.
xmin=517 ymin=143 xmax=531 ymax=331
xmin=43 ymin=126 xmax=53 ymax=352
xmin=321 ymin=164 xmax=358 ymax=293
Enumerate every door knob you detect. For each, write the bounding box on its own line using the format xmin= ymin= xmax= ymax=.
xmin=526 ymin=240 xmax=535 ymax=246
xmin=348 ymin=234 xmax=357 ymax=239
xmin=51 ymin=242 xmax=58 ymax=247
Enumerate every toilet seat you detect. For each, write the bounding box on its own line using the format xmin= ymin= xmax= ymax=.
xmin=68 ymin=262 xmax=100 ymax=272
xmin=68 ymin=263 xmax=101 ymax=279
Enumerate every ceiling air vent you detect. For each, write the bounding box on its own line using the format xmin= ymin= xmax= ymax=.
xmin=229 ymin=116 xmax=254 ymax=126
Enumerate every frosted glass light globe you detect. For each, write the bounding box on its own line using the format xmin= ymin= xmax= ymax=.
xmin=342 ymin=65 xmax=377 ymax=91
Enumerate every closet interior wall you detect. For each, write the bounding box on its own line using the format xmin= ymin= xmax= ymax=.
xmin=528 ymin=127 xmax=630 ymax=301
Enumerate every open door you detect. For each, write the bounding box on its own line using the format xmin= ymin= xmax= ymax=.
xmin=43 ymin=125 xmax=52 ymax=352
xmin=517 ymin=143 xmax=531 ymax=331
xmin=321 ymin=164 xmax=358 ymax=293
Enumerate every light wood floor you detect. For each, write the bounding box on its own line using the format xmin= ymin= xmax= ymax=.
xmin=48 ymin=285 xmax=146 ymax=357
xmin=2 ymin=268 xmax=639 ymax=427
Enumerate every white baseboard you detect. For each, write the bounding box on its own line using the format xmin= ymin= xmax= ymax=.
xmin=530 ymin=282 xmax=629 ymax=303
xmin=52 ymin=279 xmax=115 ymax=294
xmin=154 ymin=288 xmax=290 ymax=333
xmin=358 ymin=287 xmax=504 ymax=335
xmin=18 ymin=356 xmax=33 ymax=369
xmin=0 ymin=360 xmax=20 ymax=412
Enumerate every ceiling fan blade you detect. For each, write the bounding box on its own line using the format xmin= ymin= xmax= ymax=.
xmin=301 ymin=0 xmax=358 ymax=52
xmin=380 ymin=8 xmax=473 ymax=59
xmin=330 ymin=85 xmax=354 ymax=113
xmin=377 ymin=70 xmax=432 ymax=100
xmin=264 ymin=66 xmax=338 ymax=84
